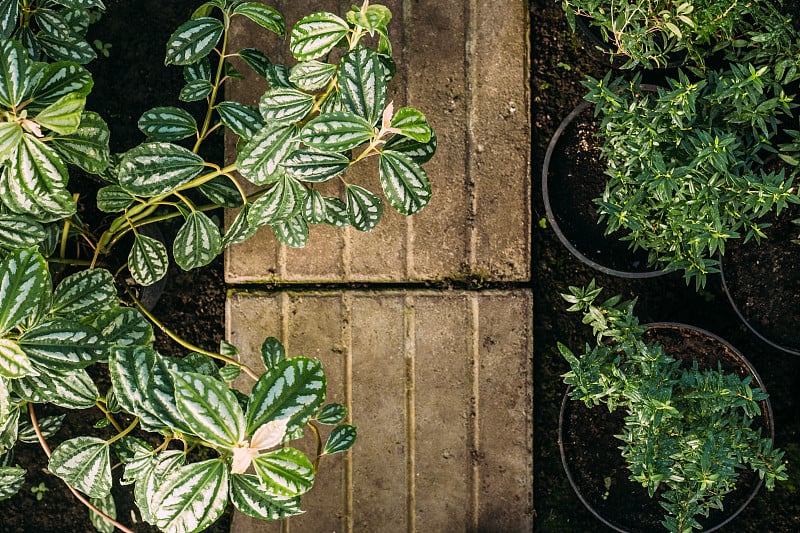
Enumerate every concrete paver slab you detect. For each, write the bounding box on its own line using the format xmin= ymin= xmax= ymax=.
xmin=227 ymin=290 xmax=533 ymax=532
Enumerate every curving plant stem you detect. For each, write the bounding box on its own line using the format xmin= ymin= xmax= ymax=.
xmin=28 ymin=404 xmax=137 ymax=533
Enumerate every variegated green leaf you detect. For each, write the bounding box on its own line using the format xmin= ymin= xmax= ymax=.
xmin=384 ymin=128 xmax=437 ymax=163
xmin=339 ymin=48 xmax=386 ymax=124
xmin=260 ymin=337 xmax=285 ymax=370
xmin=289 ymin=12 xmax=349 ymax=61
xmin=236 ymin=47 xmax=272 ymax=80
xmin=17 ymin=413 xmax=65 ymax=443
xmin=246 ymin=356 xmax=326 ymax=434
xmin=0 ymin=213 xmax=46 ymax=249
xmin=0 ymin=466 xmax=25 ymax=502
xmin=138 ymin=107 xmax=198 ymax=141
xmin=289 ymin=60 xmax=336 ymax=92
xmin=96 ymin=185 xmax=134 ymax=213
xmin=180 ymin=79 xmax=213 ymax=102
xmin=173 ymin=211 xmax=221 ymax=271
xmin=152 ymin=459 xmax=229 ymax=533
xmin=0 ymin=122 xmax=21 ymax=162
xmin=49 ymin=111 xmax=110 ymax=174
xmin=174 ymin=371 xmax=245 ymax=447
xmin=300 ymin=111 xmax=374 ymax=152
xmin=52 ymin=0 xmax=105 ymax=9
xmin=0 ymin=40 xmax=32 ymax=108
xmin=113 ymin=436 xmax=153 ymax=466
xmin=38 ymin=35 xmax=96 ymax=64
xmin=19 ymin=319 xmax=107 ymax=369
xmin=302 ymin=188 xmax=328 ymax=225
xmin=33 ymin=92 xmax=86 ymax=135
xmin=165 ymin=17 xmax=224 ymax=66
xmin=0 ymin=248 xmax=48 ymax=335
xmin=346 ymin=4 xmax=392 ymax=34
xmin=323 ymin=196 xmax=349 ymax=227
xmin=219 ymin=364 xmax=241 ymax=382
xmin=36 ymin=8 xmax=71 ymax=40
xmin=92 ymin=307 xmax=154 ymax=348
xmin=14 ymin=365 xmax=98 ymax=408
xmin=346 ymin=184 xmax=382 ymax=231
xmin=0 ymin=404 xmax=18 ymax=454
xmin=315 ymin=403 xmax=347 ymax=425
xmin=216 ymin=101 xmax=263 ymax=139
xmin=247 ymin=175 xmax=306 ymax=227
xmin=128 ymin=233 xmax=169 ymax=287
xmin=272 ymin=215 xmax=308 ymax=248
xmin=232 ymin=2 xmax=285 ymax=35
xmin=0 ymin=376 xmax=8 ymax=423
xmin=9 ymin=135 xmax=76 ymax=221
xmin=252 ymin=447 xmax=315 ymax=497
xmin=379 ymin=150 xmax=431 ymax=215
xmin=184 ymin=57 xmax=211 ymax=82
xmin=60 ymin=8 xmax=92 ymax=36
xmin=259 ymin=88 xmax=314 ymax=124
xmin=145 ymin=355 xmax=191 ymax=434
xmin=29 ymin=61 xmax=93 ymax=105
xmin=390 ymin=107 xmax=432 ymax=143
xmin=51 ymin=268 xmax=116 ymax=318
xmin=119 ymin=142 xmax=205 ymax=196
xmin=236 ymin=123 xmax=298 ymax=186
xmin=282 ymin=149 xmax=349 ymax=183
xmin=222 ymin=205 xmax=257 ymax=247
xmin=89 ymin=492 xmax=116 ymax=533
xmin=198 ymin=177 xmax=242 ymax=208
xmin=0 ymin=339 xmax=34 ymax=378
xmin=0 ymin=0 xmax=17 ymax=40
xmin=133 ymin=451 xmax=185 ymax=524
xmin=323 ymin=424 xmax=357 ymax=454
xmin=108 ymin=346 xmax=163 ymax=429
xmin=49 ymin=436 xmax=111 ymax=498
xmin=230 ymin=474 xmax=303 ymax=520
xmin=191 ymin=0 xmax=224 ymax=18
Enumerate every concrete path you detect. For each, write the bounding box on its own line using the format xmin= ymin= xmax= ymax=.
xmin=225 ymin=1 xmax=532 ymax=531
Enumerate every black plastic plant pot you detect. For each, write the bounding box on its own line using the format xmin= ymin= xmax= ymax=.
xmin=542 ymin=100 xmax=668 ymax=278
xmin=558 ymin=323 xmax=773 ymax=533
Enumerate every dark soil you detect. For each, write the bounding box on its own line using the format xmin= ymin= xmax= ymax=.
xmin=533 ymin=0 xmax=800 ymax=531
xmin=1 ymin=1 xmax=229 ymax=532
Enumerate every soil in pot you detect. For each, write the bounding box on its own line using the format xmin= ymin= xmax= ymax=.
xmin=721 ymin=202 xmax=800 ymax=354
xmin=560 ymin=325 xmax=771 ymax=533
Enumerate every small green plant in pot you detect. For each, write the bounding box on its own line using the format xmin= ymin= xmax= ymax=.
xmin=583 ymin=64 xmax=800 ymax=287
xmin=558 ymin=281 xmax=788 ymax=532
xmin=0 ymin=0 xmax=436 ymax=531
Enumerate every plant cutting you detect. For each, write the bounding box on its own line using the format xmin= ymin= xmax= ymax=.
xmin=0 ymin=0 xmax=436 ymax=531
xmin=557 ymin=281 xmax=788 ymax=532
xmin=559 ymin=0 xmax=798 ymax=70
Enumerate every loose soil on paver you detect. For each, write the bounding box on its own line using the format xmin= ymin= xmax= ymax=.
xmin=533 ymin=0 xmax=800 ymax=531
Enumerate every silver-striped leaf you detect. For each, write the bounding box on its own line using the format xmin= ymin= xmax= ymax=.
xmin=236 ymin=47 xmax=272 ymax=80
xmin=282 ymin=149 xmax=349 ymax=183
xmin=145 ymin=355 xmax=192 ymax=434
xmin=49 ymin=111 xmax=111 ymax=174
xmin=118 ymin=142 xmax=205 ymax=197
xmin=0 ymin=375 xmax=8 ymax=422
xmin=96 ymin=185 xmax=134 ymax=213
xmin=33 ymin=92 xmax=86 ymax=136
xmin=0 ymin=122 xmax=21 ymax=162
xmin=346 ymin=184 xmax=382 ymax=232
xmin=379 ymin=150 xmax=431 ymax=215
xmin=173 ymin=211 xmax=221 ymax=271
xmin=236 ymin=123 xmax=298 ymax=186
xmin=0 ymin=40 xmax=31 ymax=108
xmin=89 ymin=492 xmax=116 ymax=533
xmin=10 ymin=135 xmax=76 ymax=221
xmin=29 ymin=61 xmax=92 ymax=105
xmin=232 ymin=2 xmax=285 ymax=36
xmin=315 ymin=403 xmax=347 ymax=425
xmin=289 ymin=60 xmax=336 ymax=92
xmin=216 ymin=101 xmax=263 ymax=139
xmin=299 ymin=111 xmax=374 ymax=152
xmin=128 ymin=233 xmax=169 ymax=287
xmin=260 ymin=337 xmax=285 ymax=370
xmin=221 ymin=205 xmax=257 ymax=247
xmin=390 ymin=107 xmax=432 ymax=143
xmin=289 ymin=12 xmax=349 ymax=62
xmin=113 ymin=437 xmax=154 ymax=469
xmin=53 ymin=0 xmax=105 ymax=9
xmin=151 ymin=459 xmax=229 ymax=533
xmin=92 ymin=307 xmax=154 ymax=348
xmin=0 ymin=248 xmax=48 ymax=335
xmin=0 ymin=214 xmax=46 ymax=249
xmin=346 ymin=4 xmax=392 ymax=34
xmin=0 ymin=339 xmax=34 ymax=379
xmin=272 ymin=215 xmax=308 ymax=248
xmin=173 ymin=371 xmax=245 ymax=447
xmin=338 ymin=48 xmax=386 ymax=125
xmin=0 ymin=0 xmax=17 ymax=40
xmin=138 ymin=106 xmax=198 ymax=141
xmin=49 ymin=436 xmax=111 ymax=498
xmin=164 ymin=17 xmax=224 ymax=66
xmin=246 ymin=356 xmax=326 ymax=434
xmin=37 ymin=35 xmax=96 ymax=64
xmin=14 ymin=365 xmax=98 ymax=408
xmin=179 ymin=79 xmax=213 ymax=102
xmin=0 ymin=404 xmax=18 ymax=454
xmin=259 ymin=88 xmax=314 ymax=124
xmin=18 ymin=318 xmax=107 ymax=369
xmin=323 ymin=196 xmax=350 ymax=227
xmin=35 ymin=8 xmax=71 ymax=40
xmin=183 ymin=57 xmax=211 ymax=82
xmin=247 ymin=175 xmax=306 ymax=227
xmin=230 ymin=474 xmax=303 ymax=520
xmin=17 ymin=413 xmax=65 ymax=443
xmin=50 ymin=267 xmax=117 ymax=319
xmin=251 ymin=447 xmax=315 ymax=497
xmin=323 ymin=424 xmax=357 ymax=455
xmin=0 ymin=466 xmax=25 ymax=502
xmin=133 ymin=450 xmax=186 ymax=524
xmin=302 ymin=188 xmax=328 ymax=225
xmin=384 ymin=128 xmax=437 ymax=163
xmin=108 ymin=346 xmax=163 ymax=429
xmin=199 ymin=176 xmax=243 ymax=208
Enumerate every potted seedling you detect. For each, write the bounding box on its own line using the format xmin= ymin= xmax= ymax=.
xmin=0 ymin=0 xmax=436 ymax=531
xmin=557 ymin=281 xmax=788 ymax=532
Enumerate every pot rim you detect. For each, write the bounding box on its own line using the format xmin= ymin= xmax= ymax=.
xmin=542 ymin=99 xmax=669 ymax=279
xmin=557 ymin=322 xmax=772 ymax=533
xmin=718 ymin=252 xmax=800 ymax=356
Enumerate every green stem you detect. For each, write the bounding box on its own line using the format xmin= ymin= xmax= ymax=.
xmin=106 ymin=418 xmax=139 ymax=446
xmin=194 ymin=12 xmax=230 ymax=153
xmin=308 ymin=422 xmax=324 ymax=472
xmin=95 ymin=401 xmax=123 ymax=433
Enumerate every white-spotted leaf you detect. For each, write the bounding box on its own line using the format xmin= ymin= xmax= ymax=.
xmin=289 ymin=12 xmax=349 ymax=61
xmin=0 ymin=466 xmax=25 ymax=502
xmin=14 ymin=365 xmax=99 ymax=408
xmin=18 ymin=319 xmax=107 ymax=369
xmin=289 ymin=60 xmax=336 ymax=92
xmin=51 ymin=268 xmax=116 ymax=318
xmin=151 ymin=459 xmax=229 ymax=533
xmin=173 ymin=211 xmax=222 ymax=271
xmin=252 ymin=447 xmax=315 ymax=497
xmin=216 ymin=101 xmax=263 ymax=139
xmin=379 ymin=150 xmax=431 ymax=215
xmin=323 ymin=424 xmax=357 ymax=455
xmin=49 ymin=111 xmax=111 ymax=174
xmin=0 ymin=248 xmax=48 ymax=335
xmin=118 ymin=142 xmax=205 ymax=197
xmin=247 ymin=175 xmax=306 ymax=227
xmin=174 ymin=371 xmax=245 ymax=447
xmin=299 ymin=111 xmax=374 ymax=152
xmin=229 ymin=474 xmax=303 ymax=520
xmin=282 ymin=149 xmax=349 ymax=182
xmin=272 ymin=215 xmax=308 ymax=248
xmin=138 ymin=107 xmax=198 ymax=141
xmin=49 ymin=436 xmax=112 ymax=498
xmin=339 ymin=47 xmax=386 ymax=124
xmin=165 ymin=17 xmax=224 ymax=66
xmin=232 ymin=2 xmax=285 ymax=35
xmin=346 ymin=184 xmax=382 ymax=231
xmin=129 ymin=233 xmax=169 ymax=287
xmin=259 ymin=88 xmax=314 ymax=124
xmin=236 ymin=123 xmax=298 ymax=186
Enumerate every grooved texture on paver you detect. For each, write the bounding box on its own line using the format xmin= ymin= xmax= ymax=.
xmin=227 ymin=290 xmax=533 ymax=532
xmin=223 ymin=0 xmax=531 ymax=284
